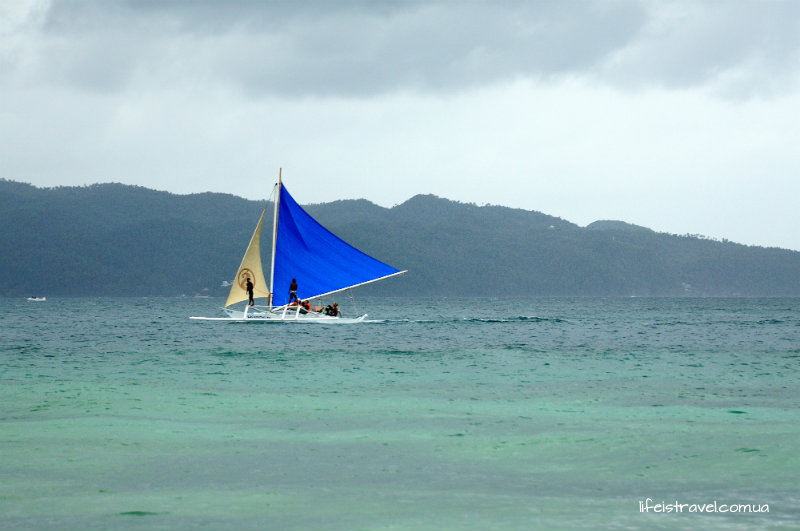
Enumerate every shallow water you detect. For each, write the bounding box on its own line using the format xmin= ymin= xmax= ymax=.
xmin=1 ymin=297 xmax=798 ymax=530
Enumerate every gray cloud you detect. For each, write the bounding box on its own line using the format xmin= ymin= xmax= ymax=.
xmin=4 ymin=1 xmax=796 ymax=99
xmin=597 ymin=2 xmax=800 ymax=97
xmin=3 ymin=1 xmax=800 ymax=251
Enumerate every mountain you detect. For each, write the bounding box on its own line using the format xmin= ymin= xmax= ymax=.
xmin=2 ymin=179 xmax=800 ymax=297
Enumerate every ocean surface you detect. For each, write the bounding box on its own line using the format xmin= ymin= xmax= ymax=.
xmin=1 ymin=296 xmax=798 ymax=531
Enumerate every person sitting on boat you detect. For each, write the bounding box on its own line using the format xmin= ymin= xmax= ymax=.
xmin=299 ymin=300 xmax=311 ymax=314
xmin=325 ymin=302 xmax=339 ymax=317
xmin=288 ymin=278 xmax=298 ymax=303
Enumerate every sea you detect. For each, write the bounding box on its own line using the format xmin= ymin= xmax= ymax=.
xmin=1 ymin=296 xmax=798 ymax=531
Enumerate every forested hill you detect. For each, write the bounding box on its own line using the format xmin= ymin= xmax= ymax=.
xmin=2 ymin=179 xmax=800 ymax=297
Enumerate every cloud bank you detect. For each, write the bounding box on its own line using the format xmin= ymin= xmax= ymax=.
xmin=2 ymin=0 xmax=800 ymax=250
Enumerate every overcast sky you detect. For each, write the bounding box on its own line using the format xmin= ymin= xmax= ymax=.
xmin=3 ymin=1 xmax=800 ymax=250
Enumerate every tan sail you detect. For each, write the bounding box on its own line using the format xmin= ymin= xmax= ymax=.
xmin=224 ymin=209 xmax=270 ymax=307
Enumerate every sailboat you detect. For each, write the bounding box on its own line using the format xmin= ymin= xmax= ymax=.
xmin=190 ymin=170 xmax=406 ymax=322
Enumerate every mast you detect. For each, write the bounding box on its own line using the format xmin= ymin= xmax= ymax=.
xmin=268 ymin=168 xmax=282 ymax=309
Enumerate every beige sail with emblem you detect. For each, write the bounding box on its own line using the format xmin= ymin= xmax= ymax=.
xmin=223 ymin=209 xmax=270 ymax=307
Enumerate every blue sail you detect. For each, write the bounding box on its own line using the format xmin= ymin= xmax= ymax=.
xmin=271 ymin=185 xmax=402 ymax=307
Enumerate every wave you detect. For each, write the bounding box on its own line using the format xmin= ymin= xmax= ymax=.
xmin=365 ymin=316 xmax=568 ymax=325
xmin=460 ymin=316 xmax=569 ymax=324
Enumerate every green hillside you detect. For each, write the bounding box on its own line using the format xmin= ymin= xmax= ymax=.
xmin=2 ymin=180 xmax=800 ymax=297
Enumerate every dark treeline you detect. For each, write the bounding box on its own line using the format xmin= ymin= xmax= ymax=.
xmin=2 ymin=179 xmax=800 ymax=298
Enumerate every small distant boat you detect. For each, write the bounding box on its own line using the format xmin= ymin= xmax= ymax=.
xmin=27 ymin=297 xmax=46 ymax=302
xmin=190 ymin=169 xmax=406 ymax=322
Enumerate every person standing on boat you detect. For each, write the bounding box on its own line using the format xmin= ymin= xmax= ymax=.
xmin=246 ymin=277 xmax=254 ymax=306
xmin=288 ymin=278 xmax=298 ymax=303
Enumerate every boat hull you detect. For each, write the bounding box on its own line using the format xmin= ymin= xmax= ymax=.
xmin=190 ymin=307 xmax=366 ymax=323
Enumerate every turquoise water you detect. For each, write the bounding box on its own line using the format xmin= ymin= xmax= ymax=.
xmin=1 ymin=297 xmax=798 ymax=530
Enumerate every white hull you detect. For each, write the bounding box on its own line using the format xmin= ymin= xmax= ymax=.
xmin=27 ymin=297 xmax=46 ymax=302
xmin=190 ymin=306 xmax=366 ymax=323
